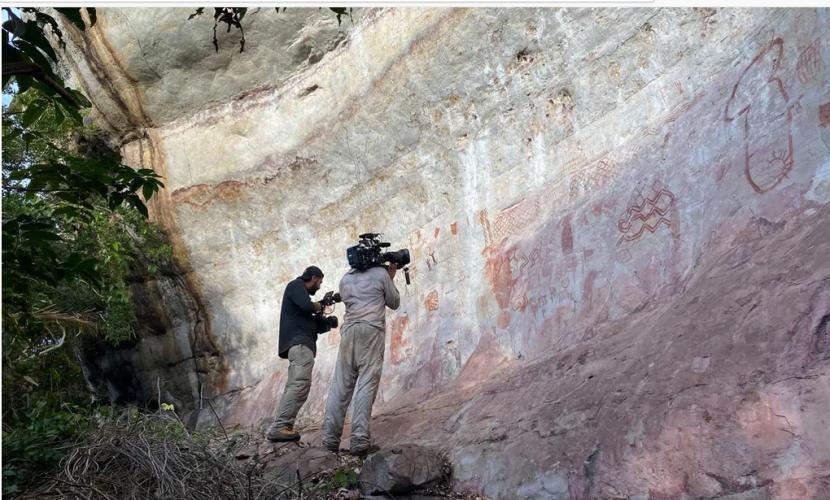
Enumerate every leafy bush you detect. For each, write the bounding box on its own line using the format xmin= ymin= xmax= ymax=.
xmin=2 ymin=8 xmax=170 ymax=496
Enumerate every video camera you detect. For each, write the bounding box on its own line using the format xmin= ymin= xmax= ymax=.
xmin=346 ymin=233 xmax=412 ymax=285
xmin=314 ymin=291 xmax=341 ymax=333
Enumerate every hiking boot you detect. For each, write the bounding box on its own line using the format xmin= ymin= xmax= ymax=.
xmin=350 ymin=444 xmax=380 ymax=457
xmin=266 ymin=425 xmax=301 ymax=442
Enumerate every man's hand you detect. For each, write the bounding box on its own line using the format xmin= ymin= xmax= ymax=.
xmin=387 ymin=263 xmax=397 ymax=279
xmin=312 ymin=301 xmax=323 ymax=313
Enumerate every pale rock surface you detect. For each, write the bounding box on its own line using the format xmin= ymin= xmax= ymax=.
xmin=55 ymin=7 xmax=830 ymax=498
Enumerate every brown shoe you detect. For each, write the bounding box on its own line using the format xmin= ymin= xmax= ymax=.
xmin=266 ymin=425 xmax=301 ymax=442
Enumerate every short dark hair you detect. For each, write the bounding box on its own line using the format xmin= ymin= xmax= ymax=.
xmin=298 ymin=266 xmax=324 ymax=281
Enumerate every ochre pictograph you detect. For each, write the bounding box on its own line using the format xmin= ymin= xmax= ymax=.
xmin=796 ymin=38 xmax=821 ymax=85
xmin=510 ymin=292 xmax=529 ymax=312
xmin=425 ymin=290 xmax=440 ymax=311
xmin=479 ymin=209 xmax=493 ymax=246
xmin=568 ymin=157 xmax=615 ymax=199
xmin=492 ymin=199 xmax=540 ymax=246
xmin=507 ymin=241 xmax=543 ymax=278
xmin=640 ymin=94 xmax=702 ymax=138
xmin=725 ymin=37 xmax=795 ymax=194
xmin=617 ymin=181 xmax=676 ymax=243
xmin=389 ymin=315 xmax=410 ymax=365
xmin=819 ymin=102 xmax=830 ymax=128
xmin=561 ymin=214 xmax=574 ymax=255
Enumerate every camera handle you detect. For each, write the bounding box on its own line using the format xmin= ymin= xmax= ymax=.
xmin=403 ymin=266 xmax=411 ymax=285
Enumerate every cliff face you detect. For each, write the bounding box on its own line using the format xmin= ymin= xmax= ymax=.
xmin=58 ymin=7 xmax=830 ymax=498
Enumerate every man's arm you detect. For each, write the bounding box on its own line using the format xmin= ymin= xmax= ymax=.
xmin=287 ymin=281 xmax=321 ymax=313
xmin=383 ymin=266 xmax=400 ymax=310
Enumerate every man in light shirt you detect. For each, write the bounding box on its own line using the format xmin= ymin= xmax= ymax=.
xmin=321 ymin=263 xmax=400 ymax=456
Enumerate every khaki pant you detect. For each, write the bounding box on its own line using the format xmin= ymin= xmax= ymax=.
xmin=273 ymin=344 xmax=314 ymax=429
xmin=321 ymin=323 xmax=385 ymax=451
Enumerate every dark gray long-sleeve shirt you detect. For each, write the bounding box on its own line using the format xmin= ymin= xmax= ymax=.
xmin=278 ymin=278 xmax=318 ymax=359
xmin=339 ymin=266 xmax=400 ymax=331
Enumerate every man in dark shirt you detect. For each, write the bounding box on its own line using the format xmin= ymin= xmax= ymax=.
xmin=266 ymin=266 xmax=326 ymax=442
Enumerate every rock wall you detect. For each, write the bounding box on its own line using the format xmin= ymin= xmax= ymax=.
xmin=76 ymin=256 xmax=215 ymax=411
xmin=57 ymin=7 xmax=830 ymax=498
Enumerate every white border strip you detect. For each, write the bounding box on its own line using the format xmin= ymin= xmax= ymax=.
xmin=4 ymin=1 xmax=826 ymax=8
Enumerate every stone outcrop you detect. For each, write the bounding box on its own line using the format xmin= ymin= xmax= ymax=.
xmin=359 ymin=444 xmax=447 ymax=494
xmin=55 ymin=7 xmax=830 ymax=498
xmin=76 ymin=256 xmax=222 ymax=413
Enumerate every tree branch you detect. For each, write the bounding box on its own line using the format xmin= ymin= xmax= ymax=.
xmin=3 ymin=60 xmax=84 ymax=108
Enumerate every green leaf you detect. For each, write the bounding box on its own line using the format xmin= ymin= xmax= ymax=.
xmin=128 ymin=177 xmax=144 ymax=192
xmin=108 ymin=192 xmax=123 ymax=210
xmin=2 ymin=29 xmax=23 ymax=64
xmin=61 ymin=102 xmax=83 ymax=124
xmin=142 ymin=183 xmax=156 ymax=201
xmin=68 ymin=89 xmax=91 ymax=108
xmin=4 ymin=126 xmax=24 ymax=142
xmin=29 ymin=10 xmax=65 ymax=48
xmin=21 ymin=102 xmax=46 ymax=127
xmin=52 ymin=105 xmax=65 ymax=126
xmin=17 ymin=19 xmax=58 ymax=63
xmin=3 ymin=15 xmax=27 ymax=41
xmin=124 ymin=195 xmax=149 ymax=218
xmin=15 ymin=39 xmax=61 ymax=84
xmin=7 ymin=168 xmax=30 ymax=181
xmin=21 ymin=132 xmax=34 ymax=149
xmin=22 ymin=230 xmax=61 ymax=242
xmin=15 ymin=75 xmax=33 ymax=93
xmin=50 ymin=206 xmax=77 ymax=217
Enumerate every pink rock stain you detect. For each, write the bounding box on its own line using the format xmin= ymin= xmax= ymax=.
xmin=389 ymin=316 xmax=410 ymax=365
xmin=561 ymin=214 xmax=574 ymax=254
xmin=483 ymin=244 xmax=516 ymax=311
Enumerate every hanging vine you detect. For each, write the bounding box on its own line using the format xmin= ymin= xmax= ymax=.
xmin=188 ymin=7 xmax=353 ymax=54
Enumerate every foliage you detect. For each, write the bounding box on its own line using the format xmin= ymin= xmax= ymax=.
xmin=2 ymin=8 xmax=93 ymax=113
xmin=1 ymin=404 xmax=100 ymax=496
xmin=1 ymin=96 xmax=171 ymax=492
xmin=315 ymin=466 xmax=359 ymax=491
xmin=1 ymin=7 xmax=171 ymax=496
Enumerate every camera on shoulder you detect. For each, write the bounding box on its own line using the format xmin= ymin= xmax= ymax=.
xmin=346 ymin=233 xmax=412 ymax=284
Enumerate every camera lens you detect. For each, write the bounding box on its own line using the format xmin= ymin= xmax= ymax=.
xmin=393 ymin=249 xmax=411 ymax=267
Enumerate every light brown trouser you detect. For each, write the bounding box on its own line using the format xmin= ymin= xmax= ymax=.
xmin=273 ymin=344 xmax=315 ymax=429
xmin=321 ymin=322 xmax=385 ymax=451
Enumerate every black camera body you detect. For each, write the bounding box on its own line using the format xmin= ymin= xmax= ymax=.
xmin=347 ymin=233 xmax=412 ymax=284
xmin=314 ymin=314 xmax=338 ymax=333
xmin=314 ymin=291 xmax=341 ymax=333
xmin=320 ymin=291 xmax=341 ymax=307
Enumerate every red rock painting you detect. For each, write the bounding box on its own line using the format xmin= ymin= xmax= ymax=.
xmin=725 ymin=38 xmax=795 ymax=194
